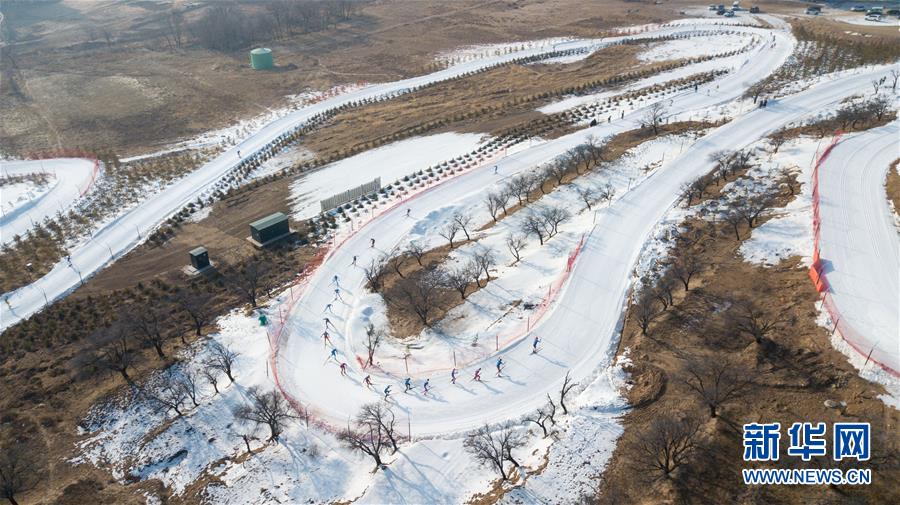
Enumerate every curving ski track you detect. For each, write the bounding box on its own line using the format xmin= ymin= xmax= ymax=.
xmin=816 ymin=122 xmax=900 ymax=375
xmin=273 ymin=36 xmax=893 ymax=434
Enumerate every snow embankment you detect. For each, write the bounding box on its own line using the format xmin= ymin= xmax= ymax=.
xmin=0 ymin=158 xmax=98 ymax=245
xmin=290 ymin=133 xmax=485 ymax=220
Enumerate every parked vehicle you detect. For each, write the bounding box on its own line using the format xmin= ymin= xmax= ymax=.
xmin=709 ymin=4 xmax=719 ymax=10
xmin=749 ymin=6 xmax=760 ymax=13
xmin=865 ymin=12 xmax=883 ymax=21
xmin=850 ymin=5 xmax=866 ymax=12
xmin=724 ymin=10 xmax=736 ymax=17
xmin=805 ymin=6 xmax=822 ymax=15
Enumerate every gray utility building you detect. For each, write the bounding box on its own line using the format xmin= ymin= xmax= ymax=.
xmin=249 ymin=212 xmax=291 ymax=246
xmin=189 ymin=246 xmax=210 ymax=270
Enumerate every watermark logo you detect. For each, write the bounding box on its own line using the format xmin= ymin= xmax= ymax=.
xmin=743 ymin=422 xmax=781 ymax=462
xmin=742 ymin=422 xmax=871 ymax=485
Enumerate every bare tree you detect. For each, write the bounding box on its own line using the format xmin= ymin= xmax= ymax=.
xmin=226 ymin=258 xmax=272 ymax=308
xmin=365 ymin=256 xmax=388 ymax=291
xmin=234 ymin=388 xmax=297 ymax=441
xmin=585 ymin=134 xmax=608 ymax=167
xmin=147 ymin=369 xmax=188 ymax=417
xmin=669 ymin=253 xmax=701 ymax=291
xmin=395 ymin=268 xmax=445 ymax=326
xmin=546 ymin=159 xmax=569 ymax=185
xmin=358 ymin=402 xmax=401 ymax=453
xmin=176 ymin=289 xmax=214 ymax=339
xmin=641 ymin=102 xmax=667 ymax=135
xmin=653 ymin=274 xmax=676 ymax=310
xmin=388 ymin=254 xmax=406 ymax=279
xmin=446 ymin=266 xmax=473 ymax=300
xmin=521 ymin=214 xmax=546 ymax=245
xmin=473 ymin=247 xmax=496 ymax=282
xmin=524 ymin=404 xmax=553 ymax=437
xmin=0 ymin=444 xmax=39 ymax=505
xmin=505 ymin=234 xmax=527 ymax=263
xmin=545 ymin=394 xmax=558 ymax=425
xmin=406 ymin=242 xmax=426 ymax=266
xmin=507 ymin=175 xmax=532 ymax=205
xmin=634 ymin=291 xmax=660 ymax=336
xmin=339 ymin=403 xmax=394 ymax=469
xmin=128 ymin=307 xmax=169 ymax=360
xmin=722 ymin=209 xmax=744 ymax=241
xmin=777 ymin=165 xmax=799 ymax=196
xmin=866 ymin=95 xmax=892 ymax=121
xmin=464 ymin=423 xmax=526 ymax=481
xmin=632 ymin=415 xmax=700 ymax=480
xmin=891 ymin=68 xmax=900 ymax=91
xmin=485 ymin=192 xmax=504 ymax=222
xmin=364 ymin=323 xmax=383 ymax=366
xmin=578 ymin=186 xmax=597 ymax=211
xmin=559 ymin=371 xmax=578 ymax=415
xmin=201 ymin=364 xmax=221 ymax=395
xmin=735 ymin=196 xmax=768 ymax=228
xmin=179 ymin=368 xmax=203 ymax=408
xmin=732 ymin=300 xmax=781 ymax=344
xmin=768 ymin=128 xmax=788 ymax=154
xmin=94 ymin=324 xmax=135 ymax=383
xmin=599 ymin=184 xmax=616 ymax=207
xmin=538 ymin=205 xmax=570 ymax=238
xmin=871 ymin=78 xmax=881 ymax=95
xmin=207 ymin=342 xmax=238 ymax=383
xmin=453 ymin=212 xmax=474 ymax=241
xmin=439 ymin=220 xmax=462 ymax=249
xmin=682 ymin=355 xmax=752 ymax=418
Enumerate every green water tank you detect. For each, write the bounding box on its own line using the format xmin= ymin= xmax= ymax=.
xmin=250 ymin=48 xmax=274 ymax=70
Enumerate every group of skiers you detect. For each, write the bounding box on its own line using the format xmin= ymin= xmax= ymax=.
xmin=319 ymin=260 xmax=548 ymax=402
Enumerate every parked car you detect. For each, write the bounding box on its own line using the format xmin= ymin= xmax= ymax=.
xmin=749 ymin=6 xmax=760 ymax=13
xmin=709 ymin=4 xmax=719 ymax=10
xmin=850 ymin=5 xmax=866 ymax=12
xmin=865 ymin=13 xmax=883 ymax=21
xmin=724 ymin=10 xmax=736 ymax=17
xmin=805 ymin=6 xmax=821 ymax=15
xmin=886 ymin=9 xmax=900 ymax=17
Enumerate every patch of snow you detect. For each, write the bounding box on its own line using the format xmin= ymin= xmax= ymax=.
xmin=290 ymin=133 xmax=486 ymax=220
xmin=637 ymin=33 xmax=752 ymax=63
xmin=739 ymin=137 xmax=822 ymax=265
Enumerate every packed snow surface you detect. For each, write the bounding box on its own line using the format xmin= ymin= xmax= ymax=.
xmin=290 ymin=133 xmax=484 ymax=220
xmin=0 ymin=158 xmax=97 ymax=245
xmin=815 ymin=122 xmax=900 ymax=375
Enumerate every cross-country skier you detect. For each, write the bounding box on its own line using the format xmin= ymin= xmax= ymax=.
xmin=496 ymin=357 xmax=504 ymax=376
xmin=404 ymin=377 xmax=412 ymax=393
xmin=324 ymin=317 xmax=334 ymax=329
xmin=473 ymin=368 xmax=482 ymax=382
xmin=406 ymin=208 xmax=411 ymax=217
xmin=352 ymin=255 xmax=358 ymax=265
xmin=384 ymin=385 xmax=392 ymax=399
xmin=532 ymin=336 xmax=540 ymax=354
xmin=322 ymin=331 xmax=331 ymax=346
xmin=330 ymin=348 xmax=338 ymax=360
xmin=324 ymin=303 xmax=333 ymax=313
xmin=451 ymin=368 xmax=458 ymax=384
xmin=340 ymin=362 xmax=348 ymax=376
xmin=333 ymin=288 xmax=343 ymax=301
xmin=494 ymin=165 xmax=498 ymax=174
xmin=370 ymin=238 xmax=375 ymax=248
xmin=423 ymin=379 xmax=431 ymax=395
xmin=364 ymin=375 xmax=374 ymax=388
xmin=331 ymin=274 xmax=339 ymax=285
xmin=237 ymin=150 xmax=241 ymax=158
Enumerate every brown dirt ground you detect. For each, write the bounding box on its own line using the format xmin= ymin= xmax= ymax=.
xmin=0 ymin=0 xmax=692 ymax=158
xmin=372 ymin=240 xmax=491 ymax=338
xmin=886 ymin=159 xmax=900 ymax=218
xmin=297 ymin=44 xmax=649 ymax=153
xmin=596 ymin=173 xmax=900 ymax=504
